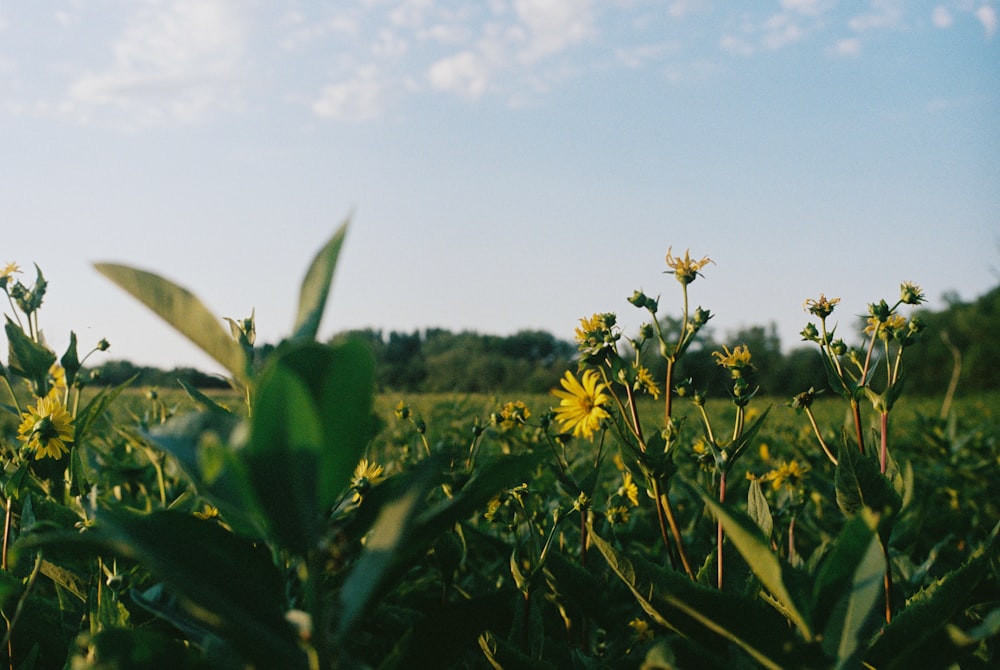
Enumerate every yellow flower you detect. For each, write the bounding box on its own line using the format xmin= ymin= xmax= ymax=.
xmin=619 ymin=471 xmax=639 ymax=507
xmin=629 ymin=617 xmax=654 ymax=642
xmin=496 ymin=400 xmax=531 ymax=430
xmin=865 ymin=313 xmax=906 ymax=338
xmin=665 ymin=247 xmax=713 ymax=284
xmin=634 ymin=365 xmax=660 ymax=399
xmin=804 ymin=294 xmax=840 ymax=318
xmin=605 ymin=505 xmax=631 ymax=525
xmin=45 ymin=363 xmax=68 ymax=402
xmin=352 ymin=458 xmax=384 ymax=487
xmin=18 ymin=397 xmax=74 ymax=460
xmin=550 ymin=370 xmax=611 ymax=439
xmin=712 ymin=344 xmax=753 ymax=369
xmin=0 ymin=262 xmax=20 ymax=280
xmin=767 ymin=460 xmax=809 ymax=492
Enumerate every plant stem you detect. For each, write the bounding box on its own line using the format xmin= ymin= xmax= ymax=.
xmin=717 ymin=470 xmax=727 ymax=590
xmin=879 ymin=412 xmax=889 ymax=474
xmin=804 ymin=407 xmax=837 ymax=465
xmin=851 ymin=400 xmax=865 ymax=455
xmin=660 ymin=489 xmax=694 ymax=579
xmin=651 ymin=479 xmax=678 ymax=571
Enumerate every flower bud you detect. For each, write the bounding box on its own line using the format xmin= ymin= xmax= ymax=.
xmin=98 ymin=338 xmax=110 ymax=351
xmin=628 ymin=290 xmax=648 ymax=308
xmin=800 ymin=322 xmax=820 ymax=342
xmin=693 ymin=306 xmax=713 ymax=326
xmin=899 ymin=281 xmax=926 ymax=306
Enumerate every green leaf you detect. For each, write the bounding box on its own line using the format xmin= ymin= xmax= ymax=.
xmin=810 ymin=510 xmax=886 ymax=668
xmin=5 ymin=316 xmax=56 ymax=388
xmin=93 ymin=263 xmax=247 ymax=382
xmin=834 ymin=439 xmax=901 ymax=519
xmin=866 ymin=523 xmax=999 ymax=668
xmin=746 ymin=479 xmax=773 ymax=540
xmin=696 ymin=485 xmax=814 ymax=641
xmin=245 ymin=362 xmax=324 ymax=553
xmin=728 ymin=405 xmax=772 ymax=468
xmin=337 ymin=460 xmax=436 ymax=639
xmin=61 ymin=331 xmax=81 ymax=387
xmin=144 ymin=412 xmax=261 ymax=539
xmin=18 ymin=509 xmax=304 ymax=668
xmin=241 ymin=337 xmax=375 ymax=552
xmin=177 ymin=378 xmax=233 ymax=415
xmin=588 ymin=526 xmax=817 ymax=669
xmin=292 ymin=218 xmax=348 ymax=341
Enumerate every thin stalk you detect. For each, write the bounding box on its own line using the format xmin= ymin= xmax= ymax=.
xmin=1 ymin=498 xmax=11 ymax=572
xmin=650 ymin=478 xmax=678 ymax=571
xmin=717 ymin=470 xmax=727 ymax=589
xmin=660 ymin=489 xmax=694 ymax=579
xmin=804 ymin=407 xmax=837 ymax=465
xmin=851 ymin=400 xmax=865 ymax=455
xmin=879 ymin=412 xmax=889 ymax=475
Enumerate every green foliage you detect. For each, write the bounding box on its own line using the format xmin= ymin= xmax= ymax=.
xmin=0 ymin=233 xmax=997 ymax=669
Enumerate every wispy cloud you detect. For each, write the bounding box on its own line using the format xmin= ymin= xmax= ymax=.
xmin=847 ymin=0 xmax=903 ymax=32
xmin=66 ymin=0 xmax=248 ymax=126
xmin=931 ymin=5 xmax=953 ymax=29
xmin=976 ymin=5 xmax=997 ymax=38
xmin=312 ymin=64 xmax=385 ymax=121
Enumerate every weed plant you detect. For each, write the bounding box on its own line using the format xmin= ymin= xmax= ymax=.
xmin=0 ymin=227 xmax=996 ymax=669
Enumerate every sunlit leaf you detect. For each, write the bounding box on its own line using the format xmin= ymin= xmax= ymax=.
xmin=292 ymin=218 xmax=348 ymax=341
xmin=93 ymin=263 xmax=248 ymax=382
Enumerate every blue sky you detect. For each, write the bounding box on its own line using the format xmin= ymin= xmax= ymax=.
xmin=1 ymin=1 xmax=998 ymax=374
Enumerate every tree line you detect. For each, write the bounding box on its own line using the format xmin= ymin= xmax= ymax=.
xmin=89 ymin=282 xmax=1000 ymax=398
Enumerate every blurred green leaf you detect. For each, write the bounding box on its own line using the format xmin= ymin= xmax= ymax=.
xmin=245 ymin=362 xmax=323 ymax=553
xmin=337 ymin=460 xmax=436 ymax=639
xmin=18 ymin=509 xmax=304 ymax=668
xmin=293 ymin=218 xmax=348 ymax=341
xmin=245 ymin=338 xmax=375 ymax=553
xmin=177 ymin=378 xmax=233 ymax=415
xmin=809 ymin=510 xmax=885 ymax=668
xmin=93 ymin=263 xmax=248 ymax=383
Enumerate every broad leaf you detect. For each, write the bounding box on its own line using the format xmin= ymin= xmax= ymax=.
xmin=810 ymin=510 xmax=885 ymax=668
xmin=94 ymin=263 xmax=248 ymax=382
xmin=293 ymin=218 xmax=348 ymax=341
xmin=866 ymin=522 xmax=999 ymax=668
xmin=588 ymin=526 xmax=817 ymax=669
xmin=5 ymin=316 xmax=56 ymax=390
xmin=697 ymin=486 xmax=814 ymax=641
xmin=835 ymin=439 xmax=901 ymax=520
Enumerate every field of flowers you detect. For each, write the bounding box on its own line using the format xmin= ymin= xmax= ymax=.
xmin=0 ymin=223 xmax=997 ymax=669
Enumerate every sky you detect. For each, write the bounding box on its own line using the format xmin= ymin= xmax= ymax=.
xmin=1 ymin=0 xmax=998 ymax=376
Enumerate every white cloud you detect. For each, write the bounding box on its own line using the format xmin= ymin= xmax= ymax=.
xmin=513 ymin=0 xmax=594 ymax=62
xmin=781 ymin=0 xmax=825 ymax=16
xmin=762 ymin=13 xmax=805 ymax=50
xmin=68 ymin=0 xmax=248 ymax=125
xmin=427 ymin=50 xmax=490 ymax=98
xmin=931 ymin=6 xmax=953 ymax=29
xmin=848 ymin=0 xmax=903 ymax=32
xmin=668 ymin=1 xmax=709 ymax=18
xmin=720 ymin=34 xmax=755 ymax=57
xmin=833 ymin=37 xmax=862 ymax=56
xmin=976 ymin=5 xmax=997 ymax=38
xmin=312 ymin=65 xmax=385 ymax=121
xmin=614 ymin=43 xmax=676 ymax=69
